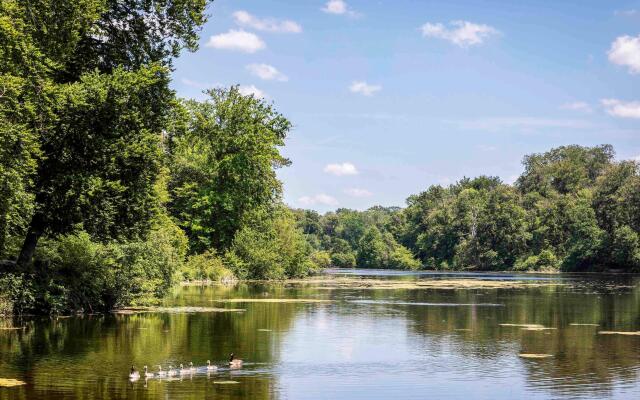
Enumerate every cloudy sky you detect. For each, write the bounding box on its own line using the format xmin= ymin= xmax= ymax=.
xmin=172 ymin=0 xmax=640 ymax=212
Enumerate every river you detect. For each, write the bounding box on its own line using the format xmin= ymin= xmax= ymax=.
xmin=1 ymin=270 xmax=639 ymax=399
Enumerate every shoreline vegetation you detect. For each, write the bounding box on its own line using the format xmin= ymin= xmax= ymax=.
xmin=1 ymin=1 xmax=639 ymax=317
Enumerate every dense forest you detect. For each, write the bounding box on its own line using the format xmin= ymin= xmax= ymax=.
xmin=0 ymin=0 xmax=321 ymax=315
xmin=1 ymin=1 xmax=639 ymax=317
xmin=295 ymin=144 xmax=640 ymax=274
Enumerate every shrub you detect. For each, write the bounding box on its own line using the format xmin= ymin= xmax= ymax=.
xmin=389 ymin=246 xmax=421 ymax=270
xmin=180 ymin=251 xmax=236 ymax=282
xmin=331 ymin=252 xmax=356 ymax=268
xmin=30 ymin=216 xmax=188 ymax=313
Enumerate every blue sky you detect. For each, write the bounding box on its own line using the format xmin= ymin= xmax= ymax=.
xmin=172 ymin=0 xmax=640 ymax=212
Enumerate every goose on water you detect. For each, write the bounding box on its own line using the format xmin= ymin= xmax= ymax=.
xmin=229 ymin=353 xmax=243 ymax=369
xmin=157 ymin=365 xmax=167 ymax=377
xmin=143 ymin=365 xmax=154 ymax=378
xmin=207 ymin=360 xmax=217 ymax=371
xmin=168 ymin=365 xmax=177 ymax=376
xmin=189 ymin=362 xmax=197 ymax=372
xmin=179 ymin=364 xmax=190 ymax=375
xmin=129 ymin=366 xmax=140 ymax=380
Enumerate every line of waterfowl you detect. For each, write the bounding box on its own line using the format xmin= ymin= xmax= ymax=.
xmin=129 ymin=353 xmax=243 ymax=381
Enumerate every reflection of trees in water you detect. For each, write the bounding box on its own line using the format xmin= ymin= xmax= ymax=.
xmin=0 ymin=283 xmax=314 ymax=400
xmin=397 ymin=284 xmax=640 ymax=398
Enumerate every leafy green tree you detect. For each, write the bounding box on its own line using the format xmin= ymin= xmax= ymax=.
xmin=227 ymin=208 xmax=316 ymax=280
xmin=168 ymin=87 xmax=292 ymax=252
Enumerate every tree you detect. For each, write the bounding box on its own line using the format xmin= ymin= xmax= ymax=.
xmin=168 ymin=87 xmax=292 ymax=252
xmin=1 ymin=0 xmax=210 ymax=266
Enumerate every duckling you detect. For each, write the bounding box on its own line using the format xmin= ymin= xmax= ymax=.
xmin=168 ymin=365 xmax=177 ymax=377
xmin=189 ymin=361 xmax=197 ymax=372
xmin=157 ymin=365 xmax=167 ymax=377
xmin=206 ymin=360 xmax=217 ymax=371
xmin=144 ymin=365 xmax=154 ymax=378
xmin=179 ymin=363 xmax=190 ymax=375
xmin=129 ymin=365 xmax=140 ymax=380
xmin=229 ymin=353 xmax=243 ymax=369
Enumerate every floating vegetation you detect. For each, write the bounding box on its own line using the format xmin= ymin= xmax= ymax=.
xmin=0 ymin=378 xmax=26 ymax=387
xmin=519 ymin=354 xmax=553 ymax=359
xmin=500 ymin=323 xmax=545 ymax=329
xmin=114 ymin=307 xmax=245 ymax=314
xmin=598 ymin=331 xmax=640 ymax=336
xmin=570 ymin=323 xmax=599 ymax=326
xmin=213 ymin=299 xmax=331 ymax=304
xmin=521 ymin=327 xmax=557 ymax=331
xmin=214 ymin=380 xmax=239 ymax=384
xmin=293 ymin=277 xmax=567 ymax=291
xmin=350 ymin=300 xmax=503 ymax=307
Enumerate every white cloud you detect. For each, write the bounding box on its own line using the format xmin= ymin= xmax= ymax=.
xmin=608 ymin=35 xmax=640 ymax=74
xmin=238 ymin=85 xmax=267 ymax=98
xmin=322 ymin=0 xmax=358 ymax=16
xmin=601 ymin=99 xmax=640 ymax=119
xmin=298 ymin=194 xmax=339 ymax=206
xmin=246 ymin=63 xmax=288 ymax=81
xmin=206 ymin=30 xmax=265 ymax=53
xmin=560 ymin=101 xmax=592 ymax=113
xmin=232 ymin=10 xmax=302 ymax=33
xmin=344 ymin=188 xmax=372 ymax=197
xmin=632 ymin=154 xmax=640 ymax=161
xmin=349 ymin=81 xmax=381 ymax=96
xmin=324 ymin=162 xmax=359 ymax=176
xmin=614 ymin=9 xmax=638 ymax=17
xmin=421 ymin=20 xmax=499 ymax=48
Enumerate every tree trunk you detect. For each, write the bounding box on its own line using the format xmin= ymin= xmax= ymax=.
xmin=17 ymin=213 xmax=44 ymax=267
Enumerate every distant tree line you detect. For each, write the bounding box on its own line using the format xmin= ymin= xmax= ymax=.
xmin=295 ymin=145 xmax=640 ymax=273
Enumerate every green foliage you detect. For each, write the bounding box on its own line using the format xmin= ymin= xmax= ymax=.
xmin=168 ymin=87 xmax=292 ymax=252
xmin=0 ymin=273 xmax=35 ymax=316
xmin=25 ymin=215 xmax=187 ymax=314
xmin=299 ymin=145 xmax=640 ymax=273
xmin=227 ymin=208 xmax=317 ymax=280
xmin=515 ymin=250 xmax=559 ymax=271
xmin=180 ymin=251 xmax=235 ymax=282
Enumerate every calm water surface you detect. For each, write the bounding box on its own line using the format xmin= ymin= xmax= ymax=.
xmin=1 ymin=270 xmax=639 ymax=399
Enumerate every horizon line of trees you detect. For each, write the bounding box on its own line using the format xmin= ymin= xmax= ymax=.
xmin=295 ymin=144 xmax=640 ymax=273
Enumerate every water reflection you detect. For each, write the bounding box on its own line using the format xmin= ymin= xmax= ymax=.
xmin=0 ymin=272 xmax=639 ymax=399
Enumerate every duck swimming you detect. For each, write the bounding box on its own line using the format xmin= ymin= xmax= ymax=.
xmin=129 ymin=366 xmax=140 ymax=380
xmin=229 ymin=353 xmax=243 ymax=369
xmin=207 ymin=360 xmax=217 ymax=371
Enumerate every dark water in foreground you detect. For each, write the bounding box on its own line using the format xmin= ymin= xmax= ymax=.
xmin=1 ymin=270 xmax=639 ymax=399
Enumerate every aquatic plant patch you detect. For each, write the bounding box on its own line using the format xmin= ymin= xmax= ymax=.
xmin=114 ymin=307 xmax=245 ymax=314
xmin=597 ymin=331 xmax=640 ymax=336
xmin=0 ymin=378 xmax=26 ymax=387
